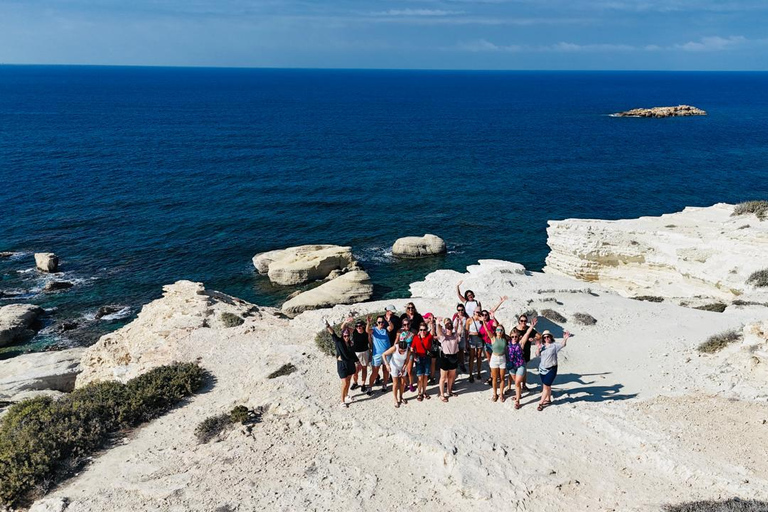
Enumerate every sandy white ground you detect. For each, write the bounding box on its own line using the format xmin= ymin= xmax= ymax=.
xmin=30 ymin=261 xmax=768 ymax=512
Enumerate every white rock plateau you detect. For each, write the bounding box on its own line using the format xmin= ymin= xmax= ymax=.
xmin=252 ymin=244 xmax=356 ymax=285
xmin=544 ymin=203 xmax=768 ymax=303
xmin=34 ymin=252 xmax=59 ymax=272
xmin=392 ymin=234 xmax=446 ymax=258
xmin=281 ymin=270 xmax=373 ymax=317
xmin=0 ymin=347 xmax=85 ymax=402
xmin=0 ymin=303 xmax=44 ymax=347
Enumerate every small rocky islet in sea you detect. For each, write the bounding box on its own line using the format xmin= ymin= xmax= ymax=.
xmin=611 ymin=104 xmax=707 ymax=118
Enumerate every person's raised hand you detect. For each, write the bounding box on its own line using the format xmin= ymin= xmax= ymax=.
xmin=531 ymin=317 xmax=538 ymax=328
xmin=564 ymin=331 xmax=571 ymax=340
xmin=457 ymin=280 xmax=463 ymax=286
xmin=345 ymin=316 xmax=354 ymax=324
xmin=501 ymin=295 xmax=508 ymax=301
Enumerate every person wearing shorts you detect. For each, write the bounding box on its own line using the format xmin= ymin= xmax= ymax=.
xmin=452 ymin=304 xmax=469 ymax=374
xmin=514 ymin=314 xmax=539 ymax=392
xmin=487 ymin=324 xmax=508 ymax=402
xmin=434 ymin=316 xmax=459 ymax=402
xmin=465 ymin=310 xmax=485 ymax=383
xmin=367 ymin=315 xmax=394 ymax=394
xmin=382 ymin=340 xmax=410 ymax=408
xmin=349 ymin=317 xmax=372 ymax=392
xmin=507 ymin=317 xmax=537 ymax=409
xmin=324 ymin=320 xmax=358 ymax=408
xmin=411 ymin=321 xmax=433 ymax=402
xmin=536 ymin=329 xmax=572 ymax=411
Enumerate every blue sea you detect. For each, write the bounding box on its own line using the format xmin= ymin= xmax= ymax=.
xmin=2 ymin=66 xmax=768 ymax=355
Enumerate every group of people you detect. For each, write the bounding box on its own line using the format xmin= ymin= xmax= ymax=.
xmin=325 ymin=281 xmax=572 ymax=411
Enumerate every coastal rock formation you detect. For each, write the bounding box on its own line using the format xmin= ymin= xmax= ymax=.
xmin=44 ymin=281 xmax=74 ymax=292
xmin=77 ymin=280 xmax=266 ymax=386
xmin=34 ymin=252 xmax=59 ymax=272
xmin=611 ymin=105 xmax=706 ymax=118
xmin=252 ymin=245 xmax=356 ymax=285
xmin=0 ymin=347 xmax=85 ymax=402
xmin=544 ymin=203 xmax=768 ymax=303
xmin=281 ymin=270 xmax=373 ymax=317
xmin=0 ymin=303 xmax=45 ymax=347
xmin=392 ymin=234 xmax=446 ymax=258
xmin=0 ymin=251 xmax=14 ymax=258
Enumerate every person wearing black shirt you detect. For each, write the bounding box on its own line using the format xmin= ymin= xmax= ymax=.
xmin=348 ymin=317 xmax=372 ymax=392
xmin=385 ymin=305 xmax=402 ymax=345
xmin=400 ymin=302 xmax=424 ymax=335
xmin=513 ymin=313 xmax=539 ymax=391
xmin=325 ymin=320 xmax=359 ymax=409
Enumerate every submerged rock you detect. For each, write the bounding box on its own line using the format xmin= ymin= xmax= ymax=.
xmin=281 ymin=270 xmax=373 ymax=317
xmin=0 ymin=251 xmax=14 ymax=258
xmin=0 ymin=303 xmax=45 ymax=347
xmin=611 ymin=105 xmax=706 ymax=118
xmin=0 ymin=347 xmax=85 ymax=402
xmin=95 ymin=305 xmax=124 ymax=319
xmin=392 ymin=234 xmax=446 ymax=258
xmin=44 ymin=281 xmax=75 ymax=292
xmin=252 ymin=245 xmax=356 ymax=285
xmin=35 ymin=252 xmax=59 ymax=272
xmin=55 ymin=321 xmax=79 ymax=333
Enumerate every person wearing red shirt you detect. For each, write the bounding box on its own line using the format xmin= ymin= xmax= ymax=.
xmin=411 ymin=321 xmax=434 ymax=401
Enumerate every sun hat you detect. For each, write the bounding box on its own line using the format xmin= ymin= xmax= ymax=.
xmin=542 ymin=330 xmax=552 ymax=337
xmin=385 ymin=304 xmax=397 ymax=312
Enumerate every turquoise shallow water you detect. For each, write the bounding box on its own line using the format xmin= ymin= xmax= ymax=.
xmin=1 ymin=66 xmax=767 ymax=354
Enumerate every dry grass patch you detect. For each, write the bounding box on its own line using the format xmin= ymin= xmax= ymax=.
xmin=195 ymin=405 xmax=263 ymax=444
xmin=698 ymin=329 xmax=742 ymax=354
xmin=572 ymin=312 xmax=597 ymax=325
xmin=746 ymin=269 xmax=768 ymax=288
xmin=664 ymin=498 xmax=768 ymax=512
xmin=540 ymin=309 xmax=566 ymax=323
xmin=220 ymin=312 xmax=245 ymax=327
xmin=632 ymin=295 xmax=665 ymax=303
xmin=268 ymin=363 xmax=296 ymax=379
xmin=694 ymin=302 xmax=728 ymax=313
xmin=732 ymin=200 xmax=768 ymax=221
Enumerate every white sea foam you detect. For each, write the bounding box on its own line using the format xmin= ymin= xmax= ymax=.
xmin=99 ymin=306 xmax=132 ymax=321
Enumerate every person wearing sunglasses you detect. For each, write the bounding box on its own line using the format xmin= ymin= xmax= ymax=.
xmin=411 ymin=320 xmax=434 ymax=402
xmin=382 ymin=340 xmax=411 ymax=408
xmin=479 ymin=296 xmax=508 ymax=385
xmin=349 ymin=317 xmax=372 ymax=393
xmin=536 ymin=329 xmax=572 ymax=411
xmin=487 ymin=324 xmax=509 ymax=402
xmin=514 ymin=314 xmax=539 ymax=392
xmin=465 ymin=309 xmax=485 ymax=383
xmin=456 ymin=280 xmax=481 ymax=318
xmin=324 ymin=320 xmax=359 ymax=408
xmin=367 ymin=315 xmax=395 ymax=395
xmin=395 ymin=318 xmax=416 ymax=392
xmin=434 ymin=316 xmax=460 ymax=402
xmin=451 ymin=303 xmax=469 ymax=374
xmin=507 ymin=317 xmax=537 ymax=409
xmin=400 ymin=302 xmax=424 ymax=335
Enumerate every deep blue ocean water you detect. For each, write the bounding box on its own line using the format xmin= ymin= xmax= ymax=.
xmin=2 ymin=66 xmax=767 ymax=354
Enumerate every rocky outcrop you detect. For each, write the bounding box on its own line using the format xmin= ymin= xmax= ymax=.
xmin=0 ymin=251 xmax=14 ymax=258
xmin=76 ymin=280 xmax=263 ymax=386
xmin=611 ymin=105 xmax=706 ymax=118
xmin=252 ymin=245 xmax=356 ymax=285
xmin=35 ymin=252 xmax=59 ymax=272
xmin=0 ymin=304 xmax=45 ymax=347
xmin=44 ymin=281 xmax=74 ymax=292
xmin=392 ymin=234 xmax=446 ymax=258
xmin=0 ymin=347 xmax=85 ymax=402
xmin=544 ymin=203 xmax=768 ymax=303
xmin=282 ymin=270 xmax=373 ymax=317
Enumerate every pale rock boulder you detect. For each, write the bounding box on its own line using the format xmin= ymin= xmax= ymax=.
xmin=77 ymin=280 xmax=263 ymax=387
xmin=0 ymin=347 xmax=85 ymax=402
xmin=611 ymin=105 xmax=707 ymax=118
xmin=252 ymin=245 xmax=355 ymax=285
xmin=282 ymin=270 xmax=373 ymax=317
xmin=544 ymin=203 xmax=768 ymax=303
xmin=0 ymin=303 xmax=45 ymax=347
xmin=392 ymin=234 xmax=446 ymax=258
xmin=35 ymin=252 xmax=59 ymax=272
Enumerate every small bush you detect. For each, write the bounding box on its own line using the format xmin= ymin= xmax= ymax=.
xmin=220 ymin=312 xmax=245 ymax=328
xmin=314 ymin=311 xmax=386 ymax=356
xmin=694 ymin=302 xmax=728 ymax=313
xmin=698 ymin=329 xmax=743 ymax=354
xmin=572 ymin=313 xmax=597 ymax=325
xmin=732 ymin=200 xmax=768 ymax=221
xmin=732 ymin=299 xmax=768 ymax=307
xmin=195 ymin=406 xmax=263 ymax=444
xmin=268 ymin=363 xmax=297 ymax=379
xmin=229 ymin=405 xmax=250 ymax=424
xmin=664 ymin=498 xmax=768 ymax=512
xmin=746 ymin=269 xmax=768 ymax=288
xmin=540 ymin=309 xmax=566 ymax=323
xmin=0 ymin=363 xmax=207 ymax=508
xmin=633 ymin=295 xmax=664 ymax=303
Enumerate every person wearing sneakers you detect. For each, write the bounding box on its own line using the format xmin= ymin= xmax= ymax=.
xmin=536 ymin=329 xmax=572 ymax=411
xmin=382 ymin=340 xmax=410 ymax=408
xmin=367 ymin=314 xmax=395 ymax=394
xmin=350 ymin=317 xmax=372 ymax=393
xmin=324 ymin=320 xmax=358 ymax=408
xmin=411 ymin=320 xmax=434 ymax=402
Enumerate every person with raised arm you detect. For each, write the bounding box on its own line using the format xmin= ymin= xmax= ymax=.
xmin=536 ymin=330 xmax=572 ymax=411
xmin=479 ymin=296 xmax=508 ymax=385
xmin=382 ymin=339 xmax=410 ymax=408
xmin=456 ymin=280 xmax=481 ymax=318
xmin=411 ymin=319 xmax=434 ymax=402
xmin=395 ymin=318 xmax=416 ymax=392
xmin=350 ymin=317 xmax=372 ymax=393
xmin=434 ymin=316 xmax=459 ymax=402
xmin=324 ymin=319 xmax=359 ymax=408
xmin=465 ymin=309 xmax=485 ymax=383
xmin=367 ymin=314 xmax=395 ymax=395
xmin=485 ymin=322 xmax=509 ymax=402
xmin=507 ymin=316 xmax=538 ymax=409
xmin=513 ymin=313 xmax=539 ymax=392
xmin=451 ymin=303 xmax=469 ymax=374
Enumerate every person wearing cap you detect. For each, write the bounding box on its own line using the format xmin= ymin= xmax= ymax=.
xmin=536 ymin=329 xmax=572 ymax=411
xmin=434 ymin=316 xmax=460 ymax=402
xmin=350 ymin=316 xmax=372 ymax=392
xmin=411 ymin=318 xmax=434 ymax=401
xmin=324 ymin=320 xmax=359 ymax=408
xmin=367 ymin=314 xmax=396 ymax=394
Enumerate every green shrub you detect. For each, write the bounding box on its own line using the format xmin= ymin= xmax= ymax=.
xmin=698 ymin=329 xmax=742 ymax=354
xmin=664 ymin=498 xmax=768 ymax=512
xmin=220 ymin=312 xmax=244 ymax=328
xmin=732 ymin=200 xmax=768 ymax=221
xmin=229 ymin=405 xmax=250 ymax=424
xmin=195 ymin=405 xmax=263 ymax=444
xmin=746 ymin=269 xmax=768 ymax=288
xmin=694 ymin=302 xmax=728 ymax=313
xmin=268 ymin=363 xmax=297 ymax=379
xmin=0 ymin=363 xmax=207 ymax=508
xmin=540 ymin=309 xmax=566 ymax=323
xmin=632 ymin=295 xmax=665 ymax=303
xmin=314 ymin=311 xmax=386 ymax=356
xmin=572 ymin=312 xmax=597 ymax=325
